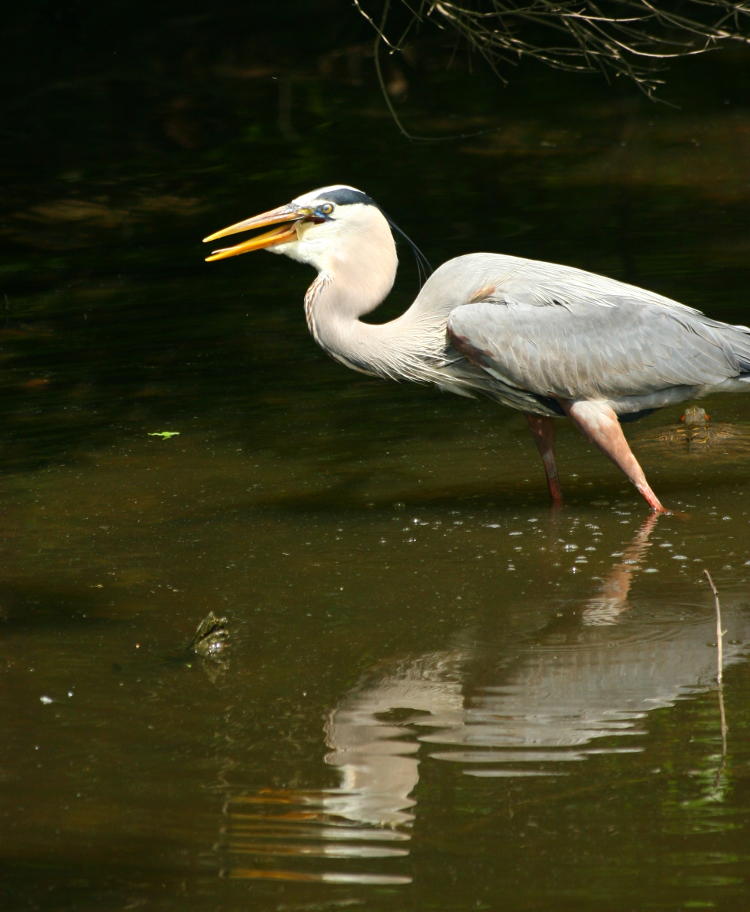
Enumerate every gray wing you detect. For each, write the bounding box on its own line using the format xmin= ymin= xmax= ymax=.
xmin=444 ymin=267 xmax=750 ymax=411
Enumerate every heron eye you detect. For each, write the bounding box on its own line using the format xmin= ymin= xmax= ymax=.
xmin=318 ymin=203 xmax=334 ymax=216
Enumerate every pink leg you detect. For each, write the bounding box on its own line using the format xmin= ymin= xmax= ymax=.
xmin=525 ymin=414 xmax=563 ymax=506
xmin=561 ymin=400 xmax=667 ymax=513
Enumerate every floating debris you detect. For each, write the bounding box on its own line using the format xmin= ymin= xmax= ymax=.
xmin=189 ymin=611 xmax=230 ymax=659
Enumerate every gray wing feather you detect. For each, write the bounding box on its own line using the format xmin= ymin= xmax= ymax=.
xmin=440 ymin=258 xmax=750 ymax=404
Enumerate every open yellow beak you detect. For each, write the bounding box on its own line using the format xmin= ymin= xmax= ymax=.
xmin=203 ymin=203 xmax=305 ymax=262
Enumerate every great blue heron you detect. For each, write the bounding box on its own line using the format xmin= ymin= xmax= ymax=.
xmin=204 ymin=185 xmax=750 ymax=512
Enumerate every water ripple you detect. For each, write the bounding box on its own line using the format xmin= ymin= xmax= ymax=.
xmin=218 ymin=789 xmax=412 ymax=885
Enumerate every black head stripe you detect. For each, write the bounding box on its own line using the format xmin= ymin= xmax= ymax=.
xmin=321 ymin=187 xmax=378 ymax=208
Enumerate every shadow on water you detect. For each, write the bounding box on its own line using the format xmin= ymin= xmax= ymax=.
xmin=0 ymin=580 xmax=121 ymax=630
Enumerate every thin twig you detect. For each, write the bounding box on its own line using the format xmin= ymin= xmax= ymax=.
xmin=704 ymin=569 xmax=725 ymax=685
xmin=704 ymin=568 xmax=728 ymax=757
xmin=371 ymin=0 xmax=504 ymax=140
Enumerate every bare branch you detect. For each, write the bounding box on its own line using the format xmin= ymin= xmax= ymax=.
xmin=354 ymin=0 xmax=750 ymax=96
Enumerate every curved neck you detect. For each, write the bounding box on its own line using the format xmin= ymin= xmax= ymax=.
xmin=303 ymin=271 xmax=448 ymax=384
xmin=299 ymin=222 xmax=451 ymax=383
xmin=302 ymin=227 xmax=405 ymax=367
xmin=304 ymin=271 xmax=406 ymax=378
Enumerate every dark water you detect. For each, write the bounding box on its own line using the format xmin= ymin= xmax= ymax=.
xmin=2 ymin=15 xmax=750 ymax=911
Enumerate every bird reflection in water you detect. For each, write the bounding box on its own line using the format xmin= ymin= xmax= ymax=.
xmin=218 ymin=515 xmax=750 ymax=884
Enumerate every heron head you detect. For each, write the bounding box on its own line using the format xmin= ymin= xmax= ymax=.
xmin=203 ymin=185 xmax=394 ymax=271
